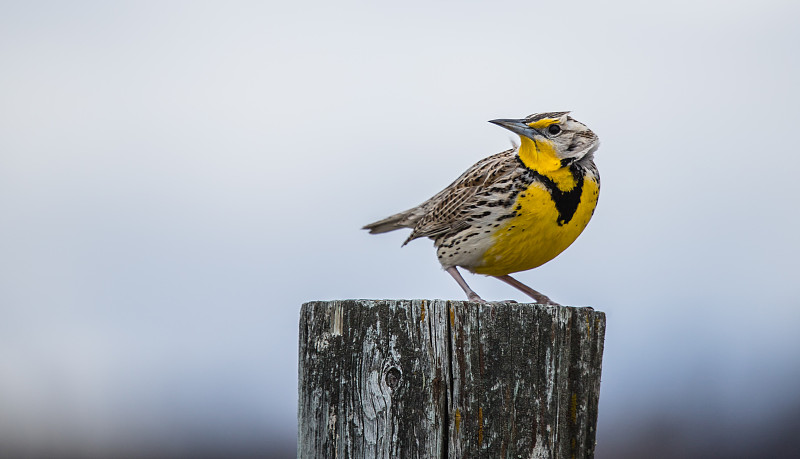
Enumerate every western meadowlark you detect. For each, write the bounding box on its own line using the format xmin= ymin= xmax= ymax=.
xmin=363 ymin=112 xmax=600 ymax=305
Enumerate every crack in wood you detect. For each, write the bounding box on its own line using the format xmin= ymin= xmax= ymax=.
xmin=298 ymin=300 xmax=605 ymax=458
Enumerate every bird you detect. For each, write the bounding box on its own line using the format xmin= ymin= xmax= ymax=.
xmin=363 ymin=112 xmax=600 ymax=305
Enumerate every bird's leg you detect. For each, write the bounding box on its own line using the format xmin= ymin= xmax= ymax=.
xmin=446 ymin=267 xmax=485 ymax=303
xmin=494 ymin=274 xmax=561 ymax=306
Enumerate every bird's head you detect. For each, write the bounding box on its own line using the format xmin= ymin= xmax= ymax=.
xmin=490 ymin=112 xmax=599 ymax=171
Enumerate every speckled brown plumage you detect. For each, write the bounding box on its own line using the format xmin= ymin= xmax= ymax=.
xmin=364 ymin=112 xmax=601 ymax=304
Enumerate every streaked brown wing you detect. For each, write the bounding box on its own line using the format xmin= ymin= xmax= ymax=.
xmin=404 ymin=149 xmax=516 ymax=244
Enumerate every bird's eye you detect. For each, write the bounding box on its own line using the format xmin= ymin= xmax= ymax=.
xmin=547 ymin=124 xmax=562 ymax=135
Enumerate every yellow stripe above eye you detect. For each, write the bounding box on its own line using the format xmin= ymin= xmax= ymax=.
xmin=527 ymin=118 xmax=560 ymax=130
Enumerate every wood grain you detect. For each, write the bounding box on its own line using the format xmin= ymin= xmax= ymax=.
xmin=298 ymin=300 xmax=605 ymax=458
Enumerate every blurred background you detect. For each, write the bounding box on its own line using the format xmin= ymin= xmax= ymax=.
xmin=1 ymin=1 xmax=798 ymax=457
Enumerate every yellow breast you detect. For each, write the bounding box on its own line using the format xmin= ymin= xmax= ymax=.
xmin=473 ymin=174 xmax=599 ymax=276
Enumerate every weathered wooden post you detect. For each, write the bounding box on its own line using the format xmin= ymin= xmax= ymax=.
xmin=298 ymin=299 xmax=605 ymax=458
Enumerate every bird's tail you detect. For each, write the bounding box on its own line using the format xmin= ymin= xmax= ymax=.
xmin=362 ymin=208 xmax=423 ymax=234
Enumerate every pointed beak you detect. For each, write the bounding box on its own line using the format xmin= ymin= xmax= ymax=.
xmin=489 ymin=119 xmax=539 ymax=139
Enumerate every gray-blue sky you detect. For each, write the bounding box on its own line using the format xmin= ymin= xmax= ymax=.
xmin=1 ymin=1 xmax=799 ymax=456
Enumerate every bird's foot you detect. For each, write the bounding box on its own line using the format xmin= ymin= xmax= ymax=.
xmin=493 ymin=275 xmax=561 ymax=306
xmin=467 ymin=292 xmax=486 ymax=303
xmin=537 ymin=296 xmax=561 ymax=306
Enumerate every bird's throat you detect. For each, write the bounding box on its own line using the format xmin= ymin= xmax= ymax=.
xmin=517 ymin=136 xmax=579 ymax=191
xmin=518 ymin=136 xmax=561 ymax=172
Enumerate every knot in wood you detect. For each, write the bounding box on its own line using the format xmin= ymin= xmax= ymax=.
xmin=384 ymin=366 xmax=402 ymax=389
